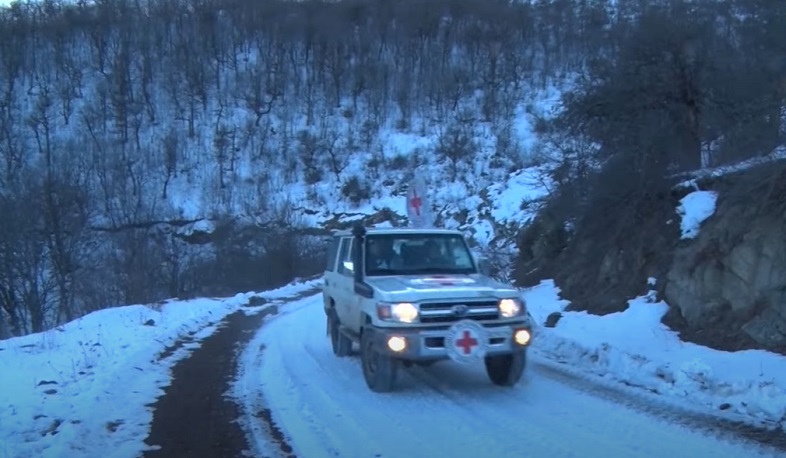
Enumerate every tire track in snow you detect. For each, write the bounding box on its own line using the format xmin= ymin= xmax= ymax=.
xmin=406 ymin=366 xmax=584 ymax=456
xmin=407 ymin=363 xmax=693 ymax=457
xmin=232 ymin=313 xmax=298 ymax=458
xmin=529 ymin=355 xmax=786 ymax=455
xmin=408 ymin=350 xmax=786 ymax=457
xmin=237 ymin=295 xmax=398 ymax=458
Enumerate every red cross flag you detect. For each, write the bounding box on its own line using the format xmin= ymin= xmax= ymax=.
xmin=409 ymin=189 xmax=423 ymax=216
xmin=406 ymin=173 xmax=432 ymax=228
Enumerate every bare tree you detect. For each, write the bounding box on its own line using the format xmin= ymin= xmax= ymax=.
xmin=0 ymin=179 xmax=55 ymax=334
xmin=437 ymin=114 xmax=478 ymax=180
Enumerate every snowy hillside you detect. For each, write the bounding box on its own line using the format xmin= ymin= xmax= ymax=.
xmin=0 ymin=0 xmax=592 ymax=336
xmin=0 ymin=0 xmax=576 ymax=225
xmin=2 ymin=0 xmax=785 ymax=357
xmin=269 ymin=84 xmax=562 ymax=239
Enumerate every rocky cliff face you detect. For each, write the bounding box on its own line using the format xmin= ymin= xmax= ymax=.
xmin=663 ymin=164 xmax=786 ymax=353
xmin=516 ymin=159 xmax=786 ymax=355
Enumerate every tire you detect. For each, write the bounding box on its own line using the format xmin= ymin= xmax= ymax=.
xmin=360 ymin=327 xmax=398 ymax=392
xmin=328 ymin=310 xmax=352 ymax=357
xmin=485 ymin=351 xmax=526 ymax=387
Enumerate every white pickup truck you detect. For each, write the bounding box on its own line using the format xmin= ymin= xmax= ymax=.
xmin=322 ymin=225 xmax=533 ymax=392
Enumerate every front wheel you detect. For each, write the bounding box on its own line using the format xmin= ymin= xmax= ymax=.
xmin=485 ymin=352 xmax=526 ymax=387
xmin=328 ymin=310 xmax=352 ymax=357
xmin=360 ymin=327 xmax=398 ymax=392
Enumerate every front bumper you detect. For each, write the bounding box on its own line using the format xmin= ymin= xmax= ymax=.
xmin=369 ymin=321 xmax=531 ymax=362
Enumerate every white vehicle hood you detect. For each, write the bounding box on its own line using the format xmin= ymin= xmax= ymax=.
xmin=364 ymin=274 xmax=518 ymax=302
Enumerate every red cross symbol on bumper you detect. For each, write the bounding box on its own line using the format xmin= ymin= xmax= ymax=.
xmin=455 ymin=330 xmax=479 ymax=355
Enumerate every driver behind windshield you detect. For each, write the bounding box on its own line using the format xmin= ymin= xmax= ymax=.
xmin=367 ymin=237 xmax=402 ymax=271
xmin=423 ymin=240 xmax=450 ymax=266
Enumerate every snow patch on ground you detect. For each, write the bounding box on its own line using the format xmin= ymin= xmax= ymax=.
xmin=487 ymin=165 xmax=552 ymax=226
xmin=0 ymin=278 xmax=321 ymax=458
xmin=524 ymin=280 xmax=786 ymax=432
xmin=677 ymin=190 xmax=718 ymax=239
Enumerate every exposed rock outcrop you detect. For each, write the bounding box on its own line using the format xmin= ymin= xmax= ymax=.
xmin=515 ymin=188 xmax=679 ymax=316
xmin=663 ymin=164 xmax=786 ymax=352
xmin=515 ymin=159 xmax=786 ymax=354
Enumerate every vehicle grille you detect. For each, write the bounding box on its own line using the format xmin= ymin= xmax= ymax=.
xmin=419 ymin=300 xmax=500 ymax=324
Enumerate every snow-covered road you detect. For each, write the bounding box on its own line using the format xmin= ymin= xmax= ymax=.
xmin=234 ymin=294 xmax=781 ymax=458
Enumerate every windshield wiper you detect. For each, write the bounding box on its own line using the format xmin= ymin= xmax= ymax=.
xmin=367 ymin=268 xmax=400 ymax=276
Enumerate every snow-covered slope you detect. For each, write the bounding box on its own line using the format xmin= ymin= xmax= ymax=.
xmin=525 ymin=280 xmax=786 ymax=432
xmin=0 ymin=279 xmax=320 ymax=458
xmin=241 ymin=78 xmax=558 ymax=236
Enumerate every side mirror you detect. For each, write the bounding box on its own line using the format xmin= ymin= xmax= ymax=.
xmin=477 ymin=257 xmax=492 ymax=276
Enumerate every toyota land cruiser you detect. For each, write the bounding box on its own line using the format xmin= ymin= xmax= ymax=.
xmin=322 ymin=224 xmax=533 ymax=392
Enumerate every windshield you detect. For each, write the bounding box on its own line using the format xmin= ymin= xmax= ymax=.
xmin=364 ymin=233 xmax=477 ymax=276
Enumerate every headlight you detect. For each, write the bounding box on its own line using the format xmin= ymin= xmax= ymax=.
xmin=376 ymin=302 xmax=419 ymax=323
xmin=514 ymin=329 xmax=532 ymax=345
xmin=499 ymin=298 xmax=524 ymax=318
